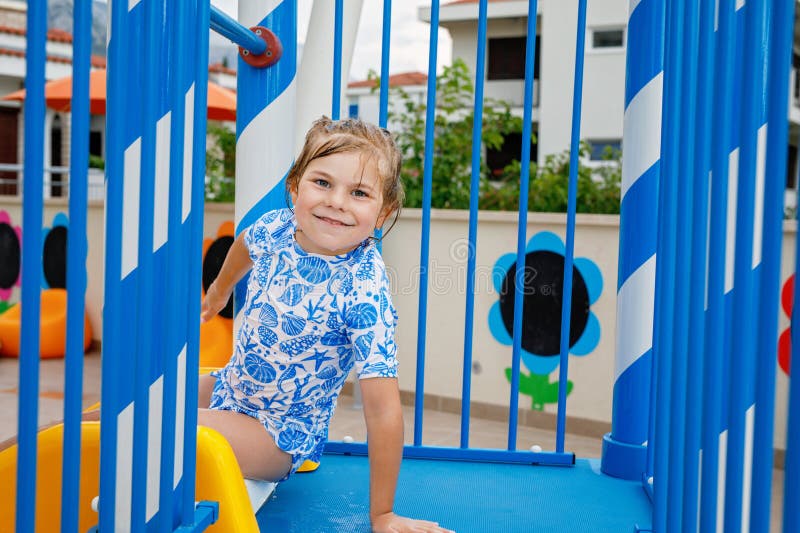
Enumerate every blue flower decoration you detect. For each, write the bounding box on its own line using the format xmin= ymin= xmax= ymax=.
xmin=488 ymin=231 xmax=602 ymax=376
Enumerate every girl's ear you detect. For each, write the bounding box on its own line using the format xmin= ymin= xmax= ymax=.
xmin=375 ymin=205 xmax=393 ymax=230
xmin=289 ymin=183 xmax=299 ymax=205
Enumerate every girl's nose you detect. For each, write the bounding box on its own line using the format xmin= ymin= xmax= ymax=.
xmin=327 ymin=188 xmax=348 ymax=209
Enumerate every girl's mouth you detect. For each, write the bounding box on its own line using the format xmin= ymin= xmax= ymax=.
xmin=315 ymin=215 xmax=351 ymax=227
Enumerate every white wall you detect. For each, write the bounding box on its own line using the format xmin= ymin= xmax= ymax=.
xmin=3 ymin=198 xmax=790 ymax=451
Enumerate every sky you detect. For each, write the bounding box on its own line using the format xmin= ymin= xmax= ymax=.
xmin=210 ymin=0 xmax=452 ymax=81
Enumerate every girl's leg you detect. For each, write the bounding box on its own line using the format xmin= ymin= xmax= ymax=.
xmin=197 ymin=408 xmax=292 ymax=481
xmin=198 ymin=374 xmax=217 ymax=408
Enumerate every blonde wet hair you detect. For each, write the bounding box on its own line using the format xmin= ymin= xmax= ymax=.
xmin=286 ymin=116 xmax=404 ymax=237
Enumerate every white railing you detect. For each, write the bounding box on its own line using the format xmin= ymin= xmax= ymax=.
xmin=0 ymin=164 xmax=105 ymax=201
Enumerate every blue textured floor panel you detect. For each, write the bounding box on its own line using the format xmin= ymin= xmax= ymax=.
xmin=256 ymin=455 xmax=652 ymax=532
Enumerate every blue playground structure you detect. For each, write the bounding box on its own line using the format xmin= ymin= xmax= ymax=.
xmin=1 ymin=0 xmax=799 ymax=531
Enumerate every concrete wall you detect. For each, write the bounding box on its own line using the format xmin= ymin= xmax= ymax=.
xmin=0 ymin=198 xmax=794 ymax=451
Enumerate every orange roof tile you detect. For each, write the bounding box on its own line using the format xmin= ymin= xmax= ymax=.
xmin=0 ymin=25 xmax=74 ymax=43
xmin=209 ymin=62 xmax=237 ymax=76
xmin=348 ymin=71 xmax=427 ymax=89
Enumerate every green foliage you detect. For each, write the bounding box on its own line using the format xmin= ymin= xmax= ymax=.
xmin=206 ymin=123 xmax=236 ymax=202
xmin=88 ymin=154 xmax=105 ymax=170
xmin=504 ymin=367 xmax=573 ymax=411
xmin=388 ymin=60 xmax=622 ymax=214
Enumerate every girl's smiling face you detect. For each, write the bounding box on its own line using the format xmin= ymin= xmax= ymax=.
xmin=290 ymin=151 xmax=389 ymax=256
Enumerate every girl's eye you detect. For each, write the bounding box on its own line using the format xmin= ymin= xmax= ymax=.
xmin=314 ymin=179 xmax=330 ymax=188
xmin=352 ymin=189 xmax=368 ymax=198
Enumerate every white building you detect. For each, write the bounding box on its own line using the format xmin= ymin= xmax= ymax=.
xmin=413 ymin=0 xmax=800 ymax=203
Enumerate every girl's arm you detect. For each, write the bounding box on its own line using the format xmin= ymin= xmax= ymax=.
xmin=200 ymin=232 xmax=253 ymax=322
xmin=360 ymin=377 xmax=453 ymax=533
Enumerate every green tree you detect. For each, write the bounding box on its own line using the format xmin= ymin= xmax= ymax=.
xmin=388 ymin=60 xmax=622 ymax=214
xmin=206 ymin=123 xmax=236 ymax=202
xmin=389 ymin=59 xmax=522 ymax=210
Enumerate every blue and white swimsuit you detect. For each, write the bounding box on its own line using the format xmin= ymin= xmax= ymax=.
xmin=210 ymin=208 xmax=399 ymax=476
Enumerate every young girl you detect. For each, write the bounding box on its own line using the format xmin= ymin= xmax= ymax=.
xmin=199 ymin=117 xmax=452 ymax=533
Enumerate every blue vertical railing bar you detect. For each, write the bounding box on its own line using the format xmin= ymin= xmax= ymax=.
xmin=668 ymin=0 xmax=699 ymax=528
xmin=724 ymin=0 xmax=766 ymax=529
xmin=507 ymin=0 xmax=539 ymax=451
xmin=160 ymin=0 xmax=189 ymax=525
xmin=554 ymin=0 xmax=586 ymax=454
xmin=183 ymin=0 xmax=211 ymax=523
xmin=699 ymin=0 xmax=735 ymax=529
xmin=459 ymin=0 xmax=488 ymax=449
xmin=378 ymin=0 xmax=392 ymax=128
xmin=61 ymin=0 xmax=92 ymax=531
xmin=209 ymin=5 xmax=267 ymax=55
xmin=414 ymin=0 xmax=441 ymax=447
xmin=99 ymin=0 xmax=128 ymax=526
xmin=752 ymin=0 xmax=790 ymax=529
xmin=16 ymin=0 xmax=46 ymax=530
xmin=130 ymin=0 xmax=160 ymax=528
xmin=681 ymin=0 xmax=713 ymax=527
xmin=652 ymin=0 xmax=683 ymax=529
xmin=332 ymin=0 xmax=344 ymax=120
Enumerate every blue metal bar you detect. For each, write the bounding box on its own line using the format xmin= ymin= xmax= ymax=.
xmin=332 ymin=0 xmax=344 ymax=119
xmin=751 ymin=1 xmax=790 ymax=528
xmin=724 ymin=0 xmax=766 ymax=529
xmin=667 ymin=0 xmax=700 ymax=528
xmin=99 ymin=0 xmax=128 ymax=526
xmin=60 ymin=1 xmax=91 ymax=531
xmin=160 ymin=0 xmax=190 ymax=526
xmin=507 ymin=0 xmax=539 ymax=452
xmin=209 ymin=5 xmax=266 ymax=55
xmin=324 ymin=442 xmax=575 ymax=466
xmin=378 ymin=0 xmax=392 ymax=128
xmin=16 ymin=0 xmax=46 ymax=530
xmin=459 ymin=0 xmax=488 ymax=450
xmin=414 ymin=0 xmax=441 ymax=447
xmin=183 ymin=0 xmax=211 ymax=523
xmin=653 ymin=0 xmax=684 ymax=530
xmin=130 ymin=0 xmax=160 ymax=529
xmin=699 ymin=0 xmax=736 ymax=530
xmin=554 ymin=0 xmax=586 ymax=454
xmin=681 ymin=0 xmax=714 ymax=527
xmin=752 ymin=0 xmax=791 ymax=529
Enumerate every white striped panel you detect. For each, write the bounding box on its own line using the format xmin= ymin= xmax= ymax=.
xmin=726 ymin=149 xmax=739 ymax=294
xmin=154 ymin=112 xmax=171 ymax=252
xmin=183 ymin=85 xmax=195 ymax=223
xmin=736 ymin=0 xmax=745 ymax=10
xmin=235 ymin=78 xmax=297 ymax=228
xmin=614 ymin=254 xmax=656 ymax=380
xmin=146 ymin=376 xmax=164 ymax=521
xmin=174 ymin=345 xmax=187 ymax=488
xmin=121 ymin=138 xmax=141 ymax=279
xmin=629 ymin=0 xmax=643 ymax=17
xmin=115 ymin=402 xmax=134 ymax=532
xmin=752 ymin=125 xmax=766 ymax=269
xmin=128 ymin=0 xmax=140 ymax=10
xmin=740 ymin=405 xmax=755 ymax=532
xmin=621 ymin=73 xmax=663 ymax=199
xmin=240 ymin=0 xmax=283 ymax=28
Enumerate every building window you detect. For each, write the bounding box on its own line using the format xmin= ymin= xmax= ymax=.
xmin=348 ymin=103 xmax=359 ymax=118
xmin=487 ymin=36 xmax=540 ymax=81
xmin=487 ymin=131 xmax=538 ymax=179
xmin=590 ymin=28 xmax=625 ymax=50
xmin=587 ymin=139 xmax=621 ymax=161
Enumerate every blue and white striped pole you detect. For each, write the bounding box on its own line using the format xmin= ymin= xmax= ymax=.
xmin=234 ymin=0 xmax=297 ymax=316
xmin=601 ymin=0 xmax=664 ymax=481
xmin=295 ymin=1 xmax=364 ymax=151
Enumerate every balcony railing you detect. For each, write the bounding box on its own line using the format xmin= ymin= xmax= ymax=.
xmin=0 ymin=164 xmax=105 ymax=201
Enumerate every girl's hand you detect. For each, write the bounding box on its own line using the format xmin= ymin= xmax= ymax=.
xmin=371 ymin=512 xmax=454 ymax=533
xmin=201 ymin=282 xmax=230 ymax=322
